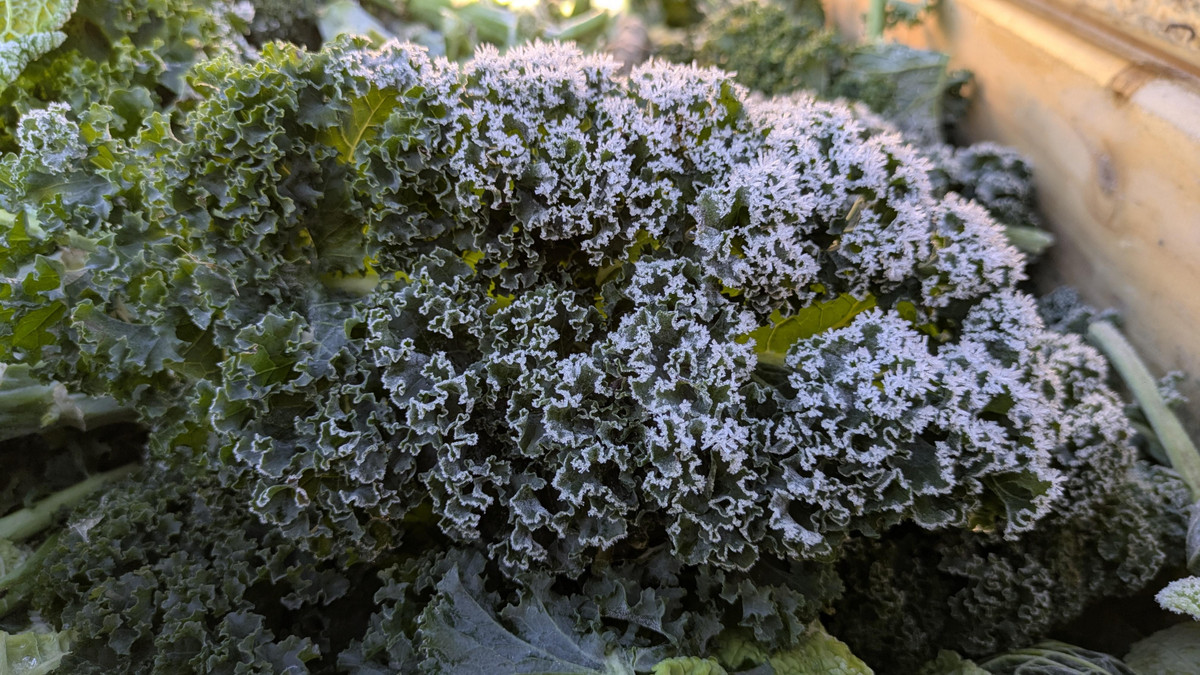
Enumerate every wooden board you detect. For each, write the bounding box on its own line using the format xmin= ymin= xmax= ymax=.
xmin=1038 ymin=0 xmax=1200 ymax=71
xmin=825 ymin=0 xmax=1200 ymax=430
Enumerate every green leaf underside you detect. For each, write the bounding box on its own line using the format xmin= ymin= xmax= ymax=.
xmin=746 ymin=293 xmax=876 ymax=365
xmin=10 ymin=302 xmax=64 ymax=352
xmin=421 ymin=567 xmax=630 ymax=675
xmin=1125 ymin=623 xmax=1200 ymax=675
xmin=321 ymin=89 xmax=402 ymax=162
xmin=0 ymin=629 xmax=70 ymax=675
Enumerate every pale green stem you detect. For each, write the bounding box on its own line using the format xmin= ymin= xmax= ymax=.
xmin=1088 ymin=321 xmax=1200 ymax=501
xmin=0 ymin=465 xmax=137 ymax=542
xmin=866 ymin=0 xmax=887 ymax=39
xmin=0 ymin=365 xmax=135 ymax=442
xmin=0 ymin=532 xmax=62 ymax=618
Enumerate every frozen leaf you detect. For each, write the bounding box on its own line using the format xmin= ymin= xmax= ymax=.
xmin=1156 ymin=576 xmax=1200 ymax=620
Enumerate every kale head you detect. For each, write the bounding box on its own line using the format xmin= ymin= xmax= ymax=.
xmin=0 ymin=35 xmax=1187 ymax=670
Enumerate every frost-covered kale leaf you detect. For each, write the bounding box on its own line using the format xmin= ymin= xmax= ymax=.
xmin=0 ymin=0 xmax=76 ymax=94
xmin=1156 ymin=576 xmax=1200 ymax=619
xmin=830 ymin=311 xmax=1192 ymax=669
xmin=0 ymin=0 xmax=250 ymax=152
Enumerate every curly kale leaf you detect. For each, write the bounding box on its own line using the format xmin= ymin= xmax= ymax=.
xmin=26 ymin=470 xmax=361 ymax=673
xmin=933 ymin=143 xmax=1042 ymax=231
xmin=245 ymin=0 xmax=321 ymax=47
xmin=832 ymin=462 xmax=1189 ymax=671
xmin=0 ymin=0 xmax=76 ymax=93
xmin=689 ymin=0 xmax=842 ymax=97
xmin=920 ymin=142 xmax=1052 ymax=255
xmin=0 ymin=0 xmax=249 ymax=152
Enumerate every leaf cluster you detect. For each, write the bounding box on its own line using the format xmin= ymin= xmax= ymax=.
xmin=657 ymin=0 xmax=969 ymax=143
xmin=0 ymin=13 xmax=1191 ymax=674
xmin=0 ymin=0 xmax=250 ymax=153
xmin=27 ymin=469 xmax=360 ymax=674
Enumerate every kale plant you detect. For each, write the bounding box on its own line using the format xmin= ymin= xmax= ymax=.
xmin=0 ymin=19 xmax=1190 ymax=673
xmin=0 ymin=36 xmax=1058 ymax=561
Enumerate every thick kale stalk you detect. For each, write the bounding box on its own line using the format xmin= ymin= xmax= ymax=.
xmin=0 ymin=364 xmax=132 ymax=442
xmin=0 ymin=464 xmax=135 ymax=542
xmin=1087 ymin=321 xmax=1200 ymax=500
